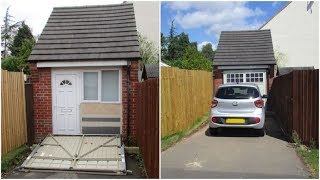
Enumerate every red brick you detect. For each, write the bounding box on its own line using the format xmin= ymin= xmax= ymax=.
xmin=30 ymin=63 xmax=52 ymax=142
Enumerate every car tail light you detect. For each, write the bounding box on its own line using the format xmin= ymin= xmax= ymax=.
xmin=254 ymin=100 xmax=264 ymax=108
xmin=254 ymin=117 xmax=260 ymax=123
xmin=212 ymin=117 xmax=217 ymax=123
xmin=211 ymin=100 xmax=218 ymax=108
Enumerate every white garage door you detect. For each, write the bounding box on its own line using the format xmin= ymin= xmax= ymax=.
xmin=223 ymin=71 xmax=267 ymax=95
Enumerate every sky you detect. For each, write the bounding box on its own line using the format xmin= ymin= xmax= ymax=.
xmin=0 ymin=0 xmax=122 ymax=36
xmin=0 ymin=0 xmax=287 ymax=51
xmin=161 ymin=1 xmax=288 ymax=50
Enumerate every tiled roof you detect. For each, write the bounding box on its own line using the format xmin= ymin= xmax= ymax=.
xmin=144 ymin=64 xmax=159 ymax=78
xmin=214 ymin=30 xmax=276 ymax=66
xmin=29 ymin=3 xmax=140 ymax=62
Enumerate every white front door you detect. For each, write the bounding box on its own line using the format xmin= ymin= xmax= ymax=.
xmin=53 ymin=74 xmax=79 ymax=134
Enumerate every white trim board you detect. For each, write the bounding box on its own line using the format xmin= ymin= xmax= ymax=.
xmin=37 ymin=60 xmax=128 ymax=68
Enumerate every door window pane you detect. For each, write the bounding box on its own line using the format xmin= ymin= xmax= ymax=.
xmin=84 ymin=72 xmax=98 ymax=100
xmin=101 ymin=70 xmax=119 ymax=101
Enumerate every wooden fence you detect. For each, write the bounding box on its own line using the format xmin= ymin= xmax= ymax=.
xmin=161 ymin=67 xmax=213 ymax=138
xmin=137 ymin=78 xmax=159 ymax=178
xmin=268 ymin=69 xmax=319 ymax=145
xmin=1 ymin=70 xmax=27 ymax=154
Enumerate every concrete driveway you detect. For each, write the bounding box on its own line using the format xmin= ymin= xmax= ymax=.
xmin=161 ymin=115 xmax=309 ymax=178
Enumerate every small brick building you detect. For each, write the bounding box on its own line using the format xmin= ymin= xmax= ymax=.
xmin=213 ymin=30 xmax=276 ymax=95
xmin=28 ymin=3 xmax=140 ymax=142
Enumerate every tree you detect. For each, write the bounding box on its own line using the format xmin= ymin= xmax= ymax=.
xmin=2 ymin=37 xmax=35 ymax=74
xmin=167 ymin=20 xmax=178 ymax=61
xmin=167 ymin=32 xmax=192 ymax=61
xmin=9 ymin=21 xmax=34 ymax=56
xmin=168 ymin=20 xmax=175 ymax=41
xmin=161 ymin=33 xmax=167 ymax=59
xmin=201 ymin=43 xmax=215 ymax=61
xmin=171 ymin=45 xmax=212 ymax=71
xmin=274 ymin=49 xmax=287 ymax=68
xmin=1 ymin=7 xmax=20 ymax=58
xmin=138 ymin=33 xmax=159 ymax=70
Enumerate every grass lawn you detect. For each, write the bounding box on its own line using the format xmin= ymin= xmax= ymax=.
xmin=161 ymin=112 xmax=209 ymax=151
xmin=292 ymin=132 xmax=319 ymax=178
xmin=1 ymin=144 xmax=30 ymax=175
xmin=296 ymin=145 xmax=319 ymax=179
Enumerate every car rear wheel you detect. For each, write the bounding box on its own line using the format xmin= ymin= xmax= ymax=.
xmin=209 ymin=128 xmax=218 ymax=136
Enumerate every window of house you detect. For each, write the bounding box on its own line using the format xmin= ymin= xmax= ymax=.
xmin=101 ymin=70 xmax=119 ymax=101
xmin=84 ymin=72 xmax=98 ymax=100
xmin=83 ymin=70 xmax=120 ymax=102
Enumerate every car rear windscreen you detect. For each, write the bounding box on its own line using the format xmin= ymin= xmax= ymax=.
xmin=215 ymin=86 xmax=260 ymax=99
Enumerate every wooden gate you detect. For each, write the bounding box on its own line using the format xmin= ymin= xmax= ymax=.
xmin=137 ymin=78 xmax=159 ymax=178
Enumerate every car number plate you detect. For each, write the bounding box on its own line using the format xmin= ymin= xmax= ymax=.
xmin=226 ymin=118 xmax=245 ymax=124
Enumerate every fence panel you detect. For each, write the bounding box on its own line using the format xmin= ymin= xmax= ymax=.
xmin=269 ymin=69 xmax=319 ymax=145
xmin=137 ymin=78 xmax=159 ymax=178
xmin=161 ymin=67 xmax=213 ymax=137
xmin=1 ymin=70 xmax=27 ymax=154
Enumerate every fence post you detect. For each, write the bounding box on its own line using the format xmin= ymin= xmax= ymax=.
xmin=25 ymin=83 xmax=34 ymax=145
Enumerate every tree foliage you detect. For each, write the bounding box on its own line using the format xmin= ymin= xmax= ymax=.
xmin=138 ymin=32 xmax=159 ymax=70
xmin=171 ymin=45 xmax=212 ymax=71
xmin=1 ymin=7 xmax=20 ymax=58
xmin=274 ymin=49 xmax=287 ymax=68
xmin=161 ymin=33 xmax=167 ymax=57
xmin=161 ymin=21 xmax=213 ymax=71
xmin=201 ymin=43 xmax=215 ymax=61
xmin=2 ymin=38 xmax=35 ymax=74
xmin=9 ymin=21 xmax=34 ymax=56
xmin=1 ymin=19 xmax=35 ymax=74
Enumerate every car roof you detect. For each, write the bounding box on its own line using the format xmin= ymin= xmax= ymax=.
xmin=218 ymin=83 xmax=259 ymax=89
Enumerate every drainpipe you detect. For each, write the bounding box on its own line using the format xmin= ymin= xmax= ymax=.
xmin=126 ymin=61 xmax=131 ymax=144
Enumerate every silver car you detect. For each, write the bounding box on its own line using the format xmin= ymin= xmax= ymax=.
xmin=209 ymin=83 xmax=266 ymax=136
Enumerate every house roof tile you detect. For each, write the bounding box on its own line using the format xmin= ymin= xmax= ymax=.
xmin=214 ymin=30 xmax=276 ymax=66
xmin=29 ymin=3 xmax=140 ymax=62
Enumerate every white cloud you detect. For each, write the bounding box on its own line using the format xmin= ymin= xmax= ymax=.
xmin=0 ymin=0 xmax=121 ymax=36
xmin=166 ymin=1 xmax=192 ymax=11
xmin=272 ymin=1 xmax=279 ymax=7
xmin=197 ymin=41 xmax=216 ymax=51
xmin=167 ymin=2 xmax=265 ymax=38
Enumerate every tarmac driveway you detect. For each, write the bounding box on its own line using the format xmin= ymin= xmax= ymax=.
xmin=161 ymin=115 xmax=309 ymax=178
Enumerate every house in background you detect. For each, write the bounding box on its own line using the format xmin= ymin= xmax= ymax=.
xmin=28 ymin=3 xmax=141 ymax=142
xmin=260 ymin=1 xmax=319 ymax=72
xmin=133 ymin=1 xmax=159 ymax=48
xmin=213 ymin=30 xmax=276 ymax=95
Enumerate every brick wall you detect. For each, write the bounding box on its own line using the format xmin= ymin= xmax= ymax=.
xmin=122 ymin=60 xmax=139 ymax=142
xmin=30 ymin=63 xmax=52 ymax=142
xmin=30 ymin=60 xmax=139 ymax=142
xmin=213 ymin=67 xmax=223 ymax=93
